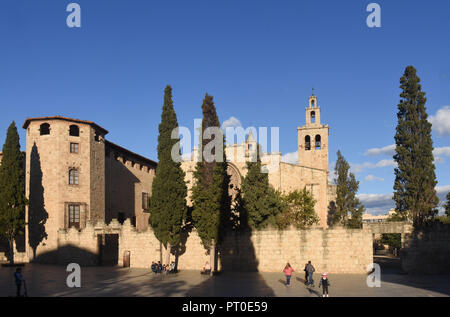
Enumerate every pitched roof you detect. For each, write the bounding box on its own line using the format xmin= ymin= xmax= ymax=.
xmin=22 ymin=116 xmax=109 ymax=135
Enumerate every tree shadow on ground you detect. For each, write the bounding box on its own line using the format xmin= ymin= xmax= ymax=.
xmin=28 ymin=143 xmax=48 ymax=261
xmin=185 ymin=272 xmax=275 ymax=296
xmin=374 ymin=255 xmax=450 ymax=296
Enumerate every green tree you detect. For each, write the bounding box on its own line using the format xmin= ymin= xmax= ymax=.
xmin=0 ymin=122 xmax=28 ymax=264
xmin=240 ymin=154 xmax=284 ymax=230
xmin=332 ymin=150 xmax=364 ymax=228
xmin=381 ymin=213 xmax=404 ymax=250
xmin=191 ymin=93 xmax=231 ymax=266
xmin=393 ymin=66 xmax=439 ymax=227
xmin=445 ymin=192 xmax=450 ymax=217
xmin=277 ymin=188 xmax=319 ymax=230
xmin=149 ymin=85 xmax=188 ymax=265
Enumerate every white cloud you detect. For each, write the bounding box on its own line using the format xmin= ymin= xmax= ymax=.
xmin=281 ymin=151 xmax=298 ymax=165
xmin=375 ymin=159 xmax=397 ymax=168
xmin=434 ymin=146 xmax=450 ymax=163
xmin=364 ymin=174 xmax=384 ymax=182
xmin=351 ymin=159 xmax=397 ymax=173
xmin=358 ymin=193 xmax=394 ymax=215
xmin=222 ymin=116 xmax=242 ymax=130
xmin=429 ymin=106 xmax=450 ymax=137
xmin=358 ymin=185 xmax=450 ymax=215
xmin=364 ymin=144 xmax=395 ymax=157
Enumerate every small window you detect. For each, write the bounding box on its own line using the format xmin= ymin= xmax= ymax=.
xmin=142 ymin=192 xmax=149 ymax=210
xmin=70 ymin=143 xmax=79 ymax=153
xmin=305 ymin=136 xmax=311 ymax=151
xmin=69 ymin=125 xmax=79 ymax=137
xmin=40 ymin=123 xmax=50 ymax=135
xmin=315 ymin=135 xmax=321 ymax=150
xmin=68 ymin=205 xmax=80 ymax=229
xmin=311 ymin=99 xmax=315 ymax=107
xmin=311 ymin=111 xmax=316 ymax=123
xmin=248 ymin=144 xmax=253 ymax=150
xmin=69 ymin=169 xmax=79 ymax=185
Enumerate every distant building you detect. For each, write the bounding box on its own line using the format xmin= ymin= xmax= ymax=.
xmin=363 ymin=208 xmax=396 ymax=223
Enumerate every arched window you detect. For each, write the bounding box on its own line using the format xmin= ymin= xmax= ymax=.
xmin=69 ymin=169 xmax=79 ymax=185
xmin=311 ymin=111 xmax=316 ymax=123
xmin=315 ymin=135 xmax=321 ymax=150
xmin=40 ymin=123 xmax=50 ymax=135
xmin=69 ymin=125 xmax=79 ymax=137
xmin=305 ymin=135 xmax=311 ymax=151
xmin=311 ymin=99 xmax=315 ymax=107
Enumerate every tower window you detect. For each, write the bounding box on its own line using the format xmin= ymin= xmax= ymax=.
xmin=311 ymin=99 xmax=315 ymax=107
xmin=68 ymin=204 xmax=80 ymax=229
xmin=315 ymin=135 xmax=321 ymax=150
xmin=305 ymin=136 xmax=311 ymax=151
xmin=69 ymin=125 xmax=79 ymax=137
xmin=142 ymin=192 xmax=149 ymax=210
xmin=70 ymin=143 xmax=79 ymax=153
xmin=40 ymin=123 xmax=50 ymax=135
xmin=69 ymin=169 xmax=79 ymax=185
xmin=311 ymin=111 xmax=316 ymax=123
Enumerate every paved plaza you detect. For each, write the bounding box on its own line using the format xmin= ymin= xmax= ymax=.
xmin=1 ymin=257 xmax=449 ymax=297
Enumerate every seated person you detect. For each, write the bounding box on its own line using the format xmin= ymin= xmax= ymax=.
xmin=205 ymin=262 xmax=211 ymax=274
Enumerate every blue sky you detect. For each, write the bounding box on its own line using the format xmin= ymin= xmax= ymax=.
xmin=1 ymin=0 xmax=449 ymax=214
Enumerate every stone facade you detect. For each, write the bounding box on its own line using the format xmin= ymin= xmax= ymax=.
xmin=401 ymin=223 xmax=450 ymax=274
xmin=2 ymin=95 xmax=338 ymax=266
xmin=54 ymin=220 xmax=373 ymax=273
xmin=22 ymin=116 xmax=156 ymax=263
xmin=181 ymin=95 xmax=336 ymax=227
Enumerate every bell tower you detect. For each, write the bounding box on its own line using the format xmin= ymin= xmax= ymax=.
xmin=297 ymin=94 xmax=329 ymax=171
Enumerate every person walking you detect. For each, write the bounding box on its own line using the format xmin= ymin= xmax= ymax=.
xmin=14 ymin=268 xmax=24 ymax=297
xmin=303 ymin=262 xmax=309 ymax=285
xmin=319 ymin=272 xmax=331 ymax=297
xmin=305 ymin=261 xmax=315 ymax=287
xmin=283 ymin=263 xmax=294 ymax=286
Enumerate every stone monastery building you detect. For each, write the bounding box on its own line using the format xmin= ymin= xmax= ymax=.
xmin=1 ymin=95 xmax=337 ymax=266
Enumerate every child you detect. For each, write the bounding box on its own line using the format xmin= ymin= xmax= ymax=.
xmin=318 ymin=272 xmax=330 ymax=297
xmin=283 ymin=263 xmax=294 ymax=286
xmin=14 ymin=268 xmax=24 ymax=297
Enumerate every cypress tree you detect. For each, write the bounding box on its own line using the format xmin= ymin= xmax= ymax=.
xmin=240 ymin=151 xmax=284 ymax=230
xmin=0 ymin=122 xmax=27 ymax=264
xmin=444 ymin=192 xmax=450 ymax=217
xmin=149 ymin=85 xmax=188 ymax=265
xmin=393 ymin=66 xmax=439 ymax=227
xmin=332 ymin=150 xmax=364 ymax=228
xmin=191 ymin=93 xmax=231 ymax=259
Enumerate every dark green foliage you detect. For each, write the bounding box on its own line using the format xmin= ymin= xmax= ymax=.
xmin=240 ymin=154 xmax=284 ymax=230
xmin=381 ymin=233 xmax=401 ymax=250
xmin=149 ymin=85 xmax=188 ymax=249
xmin=0 ymin=122 xmax=28 ymax=263
xmin=191 ymin=94 xmax=231 ymax=250
xmin=331 ymin=150 xmax=364 ymax=228
xmin=277 ymin=188 xmax=319 ymax=230
xmin=445 ymin=192 xmax=450 ymax=217
xmin=393 ymin=66 xmax=439 ymax=227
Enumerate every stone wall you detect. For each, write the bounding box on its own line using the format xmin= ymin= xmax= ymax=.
xmin=401 ymin=222 xmax=450 ymax=274
xmin=54 ymin=221 xmax=372 ymax=273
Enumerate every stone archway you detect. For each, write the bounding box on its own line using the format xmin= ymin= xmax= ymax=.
xmin=226 ymin=163 xmax=241 ymax=200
